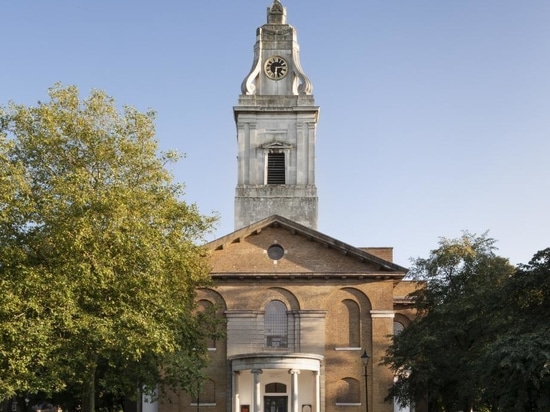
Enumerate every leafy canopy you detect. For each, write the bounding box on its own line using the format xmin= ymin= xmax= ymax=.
xmin=479 ymin=248 xmax=550 ymax=411
xmin=384 ymin=232 xmax=514 ymax=412
xmin=0 ymin=84 xmax=218 ymax=407
xmin=384 ymin=233 xmax=549 ymax=412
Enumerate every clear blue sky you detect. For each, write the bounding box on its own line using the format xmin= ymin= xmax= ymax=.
xmin=3 ymin=0 xmax=549 ymax=266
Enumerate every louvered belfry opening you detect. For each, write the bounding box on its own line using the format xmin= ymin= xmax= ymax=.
xmin=267 ymin=152 xmax=285 ymax=184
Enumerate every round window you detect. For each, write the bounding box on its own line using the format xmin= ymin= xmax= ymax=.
xmin=267 ymin=244 xmax=285 ymax=260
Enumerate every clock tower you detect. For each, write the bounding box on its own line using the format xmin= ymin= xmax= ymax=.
xmin=234 ymin=0 xmax=320 ymax=229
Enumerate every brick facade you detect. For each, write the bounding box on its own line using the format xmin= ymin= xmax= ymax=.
xmin=157 ymin=216 xmax=418 ymax=412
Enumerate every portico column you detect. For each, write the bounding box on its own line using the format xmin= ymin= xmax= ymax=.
xmin=251 ymin=369 xmax=263 ymax=412
xmin=233 ymin=371 xmax=241 ymax=412
xmin=142 ymin=386 xmax=158 ymax=412
xmin=289 ymin=369 xmax=300 ymax=412
xmin=313 ymin=371 xmax=320 ymax=412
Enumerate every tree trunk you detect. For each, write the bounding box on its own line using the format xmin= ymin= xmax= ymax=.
xmin=81 ymin=364 xmax=96 ymax=412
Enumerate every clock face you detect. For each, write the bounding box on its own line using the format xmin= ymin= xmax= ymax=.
xmin=264 ymin=56 xmax=288 ymax=79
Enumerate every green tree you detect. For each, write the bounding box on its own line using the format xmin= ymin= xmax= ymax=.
xmin=383 ymin=233 xmax=515 ymax=411
xmin=0 ymin=84 xmax=218 ymax=410
xmin=480 ymin=248 xmax=550 ymax=411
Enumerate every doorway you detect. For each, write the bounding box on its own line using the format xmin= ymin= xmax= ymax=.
xmin=264 ymin=397 xmax=287 ymax=412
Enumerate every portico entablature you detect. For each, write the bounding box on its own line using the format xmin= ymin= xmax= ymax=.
xmin=230 ymin=353 xmax=323 ymax=372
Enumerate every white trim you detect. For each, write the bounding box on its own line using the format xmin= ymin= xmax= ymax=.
xmin=231 ymin=353 xmax=322 ymax=372
xmin=370 ymin=310 xmax=395 ymax=318
xmin=334 ymin=347 xmax=362 ymax=351
xmin=335 ymin=403 xmax=361 ymax=407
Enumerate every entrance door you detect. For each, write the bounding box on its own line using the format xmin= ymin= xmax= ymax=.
xmin=264 ymin=396 xmax=287 ymax=412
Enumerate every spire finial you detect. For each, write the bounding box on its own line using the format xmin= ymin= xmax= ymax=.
xmin=267 ymin=0 xmax=286 ymax=24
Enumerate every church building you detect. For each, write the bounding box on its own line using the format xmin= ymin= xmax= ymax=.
xmin=158 ymin=2 xmax=417 ymax=412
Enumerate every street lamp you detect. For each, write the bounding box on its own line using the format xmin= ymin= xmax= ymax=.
xmin=361 ymin=350 xmax=370 ymax=412
xmin=196 ymin=381 xmax=200 ymax=412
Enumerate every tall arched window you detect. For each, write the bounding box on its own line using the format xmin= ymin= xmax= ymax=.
xmin=197 ymin=299 xmax=216 ymax=349
xmin=336 ymin=378 xmax=360 ymax=404
xmin=265 ymin=300 xmax=288 ymax=348
xmin=393 ymin=321 xmax=411 ymax=412
xmin=336 ymin=299 xmax=361 ymax=347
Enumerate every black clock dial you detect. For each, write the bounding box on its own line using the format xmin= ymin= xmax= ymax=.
xmin=265 ymin=56 xmax=288 ymax=79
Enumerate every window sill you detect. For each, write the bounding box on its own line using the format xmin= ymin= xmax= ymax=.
xmin=335 ymin=403 xmax=361 ymax=407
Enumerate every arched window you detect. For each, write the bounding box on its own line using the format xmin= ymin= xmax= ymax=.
xmin=265 ymin=382 xmax=287 ymax=393
xmin=265 ymin=300 xmax=288 ymax=348
xmin=393 ymin=321 xmax=411 ymax=412
xmin=394 ymin=321 xmax=404 ymax=335
xmin=193 ymin=378 xmax=215 ymax=405
xmin=336 ymin=299 xmax=360 ymax=347
xmin=197 ymin=300 xmax=216 ymax=349
xmin=336 ymin=378 xmax=360 ymax=404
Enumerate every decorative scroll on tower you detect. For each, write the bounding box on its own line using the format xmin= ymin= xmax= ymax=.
xmin=234 ymin=0 xmax=320 ymax=229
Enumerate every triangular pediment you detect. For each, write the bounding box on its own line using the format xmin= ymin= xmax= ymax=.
xmin=261 ymin=141 xmax=293 ymax=150
xmin=206 ymin=215 xmax=408 ymax=280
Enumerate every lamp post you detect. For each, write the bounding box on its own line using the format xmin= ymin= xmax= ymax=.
xmin=196 ymin=381 xmax=200 ymax=412
xmin=361 ymin=350 xmax=370 ymax=412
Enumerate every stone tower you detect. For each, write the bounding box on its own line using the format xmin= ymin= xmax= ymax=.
xmin=234 ymin=0 xmax=320 ymax=230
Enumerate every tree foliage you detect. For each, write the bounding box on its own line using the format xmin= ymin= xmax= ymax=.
xmin=384 ymin=234 xmax=550 ymax=412
xmin=0 ymin=84 xmax=220 ymax=409
xmin=479 ymin=248 xmax=550 ymax=411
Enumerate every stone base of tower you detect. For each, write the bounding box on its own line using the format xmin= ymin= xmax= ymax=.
xmin=235 ymin=185 xmax=318 ymax=229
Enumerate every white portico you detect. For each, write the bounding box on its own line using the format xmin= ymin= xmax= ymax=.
xmin=230 ymin=354 xmax=323 ymax=412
